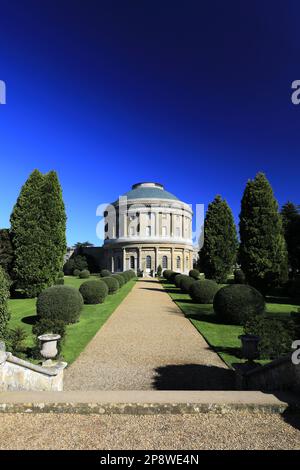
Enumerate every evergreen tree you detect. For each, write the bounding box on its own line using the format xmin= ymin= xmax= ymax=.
xmin=10 ymin=169 xmax=67 ymax=297
xmin=0 ymin=229 xmax=14 ymax=277
xmin=239 ymin=173 xmax=288 ymax=294
xmin=199 ymin=195 xmax=238 ymax=282
xmin=281 ymin=201 xmax=300 ymax=277
xmin=0 ymin=266 xmax=10 ymax=339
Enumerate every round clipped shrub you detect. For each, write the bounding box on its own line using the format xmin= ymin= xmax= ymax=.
xmin=101 ymin=276 xmax=119 ymax=294
xmin=169 ymin=272 xmax=180 ymax=284
xmin=234 ymin=269 xmax=246 ymax=284
xmin=180 ymin=276 xmax=197 ymax=294
xmin=120 ymin=272 xmax=129 ymax=283
xmin=0 ymin=266 xmax=10 ymax=337
xmin=175 ymin=274 xmax=188 ymax=289
xmin=189 ymin=280 xmax=219 ymax=304
xmin=79 ymin=280 xmax=108 ymax=304
xmin=79 ymin=269 xmax=90 ymax=279
xmin=54 ymin=278 xmax=64 ymax=285
xmin=213 ymin=284 xmax=265 ymax=325
xmin=163 ymin=270 xmax=173 ymax=280
xmin=127 ymin=270 xmax=136 ymax=279
xmin=37 ymin=286 xmax=84 ymax=324
xmin=112 ymin=274 xmax=125 ymax=288
xmin=100 ymin=269 xmax=112 ymax=278
xmin=73 ymin=269 xmax=81 ymax=277
xmin=189 ymin=269 xmax=200 ymax=280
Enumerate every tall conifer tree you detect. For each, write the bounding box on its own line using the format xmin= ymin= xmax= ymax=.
xmin=239 ymin=173 xmax=288 ymax=294
xmin=199 ymin=195 xmax=238 ymax=282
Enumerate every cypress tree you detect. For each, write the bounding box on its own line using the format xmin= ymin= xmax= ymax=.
xmin=0 ymin=229 xmax=14 ymax=277
xmin=10 ymin=169 xmax=67 ymax=297
xmin=281 ymin=201 xmax=300 ymax=277
xmin=199 ymin=195 xmax=238 ymax=283
xmin=239 ymin=173 xmax=288 ymax=294
xmin=0 ymin=266 xmax=10 ymax=338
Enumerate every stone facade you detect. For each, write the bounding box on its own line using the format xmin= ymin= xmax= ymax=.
xmin=102 ymin=183 xmax=194 ymax=274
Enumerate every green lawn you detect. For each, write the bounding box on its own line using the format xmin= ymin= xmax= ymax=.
xmin=161 ymin=281 xmax=300 ymax=368
xmin=8 ymin=276 xmax=136 ymax=364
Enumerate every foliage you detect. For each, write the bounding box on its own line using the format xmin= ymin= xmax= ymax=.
xmin=101 ymin=276 xmax=119 ymax=294
xmin=163 ymin=270 xmax=173 ymax=280
xmin=244 ymin=315 xmax=296 ymax=359
xmin=63 ymin=258 xmax=75 ymax=275
xmin=79 ymin=280 xmax=108 ymax=304
xmin=79 ymin=269 xmax=90 ymax=279
xmin=0 ymin=229 xmax=14 ymax=277
xmin=199 ymin=195 xmax=238 ymax=283
xmin=180 ymin=276 xmax=197 ymax=294
xmin=239 ymin=173 xmax=288 ymax=294
xmin=37 ymin=285 xmax=83 ymax=324
xmin=112 ymin=274 xmax=125 ymax=287
xmin=189 ymin=280 xmax=219 ymax=304
xmin=213 ymin=284 xmax=265 ymax=325
xmin=286 ymin=278 xmax=300 ymax=299
xmin=0 ymin=266 xmax=10 ymax=338
xmin=54 ymin=277 xmax=64 ymax=285
xmin=156 ymin=265 xmax=162 ymax=277
xmin=281 ymin=201 xmax=300 ymax=277
xmin=6 ymin=326 xmax=27 ymax=355
xmin=10 ymin=169 xmax=66 ymax=297
xmin=189 ymin=269 xmax=200 ymax=280
xmin=174 ymin=274 xmax=188 ymax=288
xmin=234 ymin=269 xmax=246 ymax=284
xmin=73 ymin=269 xmax=81 ymax=277
xmin=100 ymin=269 xmax=112 ymax=277
xmin=169 ymin=272 xmax=180 ymax=284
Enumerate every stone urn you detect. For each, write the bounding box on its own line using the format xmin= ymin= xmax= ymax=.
xmin=239 ymin=334 xmax=260 ymax=362
xmin=38 ymin=334 xmax=61 ymax=360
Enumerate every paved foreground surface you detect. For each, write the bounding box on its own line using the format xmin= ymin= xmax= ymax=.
xmin=65 ymin=279 xmax=233 ymax=390
xmin=0 ymin=411 xmax=300 ymax=449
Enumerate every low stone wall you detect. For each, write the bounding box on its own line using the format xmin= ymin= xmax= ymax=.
xmin=239 ymin=354 xmax=300 ymax=392
xmin=0 ymin=351 xmax=67 ymax=392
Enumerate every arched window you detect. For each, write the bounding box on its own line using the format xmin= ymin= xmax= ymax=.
xmin=146 ymin=255 xmax=152 ymax=269
xmin=162 ymin=256 xmax=168 ymax=269
xmin=176 ymin=256 xmax=181 ymax=269
xmin=130 ymin=256 xmax=135 ymax=269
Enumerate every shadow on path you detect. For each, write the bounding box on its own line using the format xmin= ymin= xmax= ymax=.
xmin=153 ymin=363 xmax=235 ymax=390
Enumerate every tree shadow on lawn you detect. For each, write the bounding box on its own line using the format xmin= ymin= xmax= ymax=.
xmin=21 ymin=315 xmax=38 ymax=326
xmin=153 ymin=363 xmax=236 ymax=390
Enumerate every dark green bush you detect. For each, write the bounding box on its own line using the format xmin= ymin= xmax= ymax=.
xmin=127 ymin=269 xmax=136 ymax=279
xmin=37 ymin=286 xmax=83 ymax=324
xmin=79 ymin=280 xmax=108 ymax=304
xmin=163 ymin=270 xmax=173 ymax=280
xmin=6 ymin=326 xmax=27 ymax=355
xmin=169 ymin=272 xmax=180 ymax=284
xmin=57 ymin=271 xmax=64 ymax=279
xmin=213 ymin=284 xmax=265 ymax=325
xmin=189 ymin=269 xmax=200 ymax=280
xmin=100 ymin=269 xmax=112 ymax=278
xmin=73 ymin=269 xmax=81 ymax=277
xmin=244 ymin=315 xmax=296 ymax=359
xmin=54 ymin=278 xmax=64 ymax=285
xmin=101 ymin=276 xmax=119 ymax=294
xmin=189 ymin=280 xmax=219 ymax=304
xmin=79 ymin=269 xmax=90 ymax=279
xmin=180 ymin=276 xmax=197 ymax=294
xmin=0 ymin=266 xmax=10 ymax=338
xmin=112 ymin=274 xmax=125 ymax=288
xmin=234 ymin=269 xmax=246 ymax=284
xmin=286 ymin=279 xmax=300 ymax=299
xmin=175 ymin=274 xmax=188 ymax=288
xmin=120 ymin=272 xmax=129 ymax=283
xmin=157 ymin=265 xmax=162 ymax=277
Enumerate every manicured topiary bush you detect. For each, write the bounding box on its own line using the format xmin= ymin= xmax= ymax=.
xmin=112 ymin=274 xmax=125 ymax=288
xmin=79 ymin=280 xmax=108 ymax=304
xmin=127 ymin=270 xmax=136 ymax=279
xmin=101 ymin=276 xmax=119 ymax=294
xmin=163 ymin=270 xmax=173 ymax=280
xmin=180 ymin=276 xmax=197 ymax=294
xmin=37 ymin=285 xmax=83 ymax=324
xmin=189 ymin=269 xmax=200 ymax=280
xmin=189 ymin=280 xmax=219 ymax=304
xmin=157 ymin=265 xmax=162 ymax=277
xmin=234 ymin=269 xmax=246 ymax=284
xmin=79 ymin=269 xmax=90 ymax=279
xmin=174 ymin=274 xmax=188 ymax=289
xmin=73 ymin=269 xmax=81 ymax=277
xmin=54 ymin=278 xmax=64 ymax=285
xmin=169 ymin=272 xmax=180 ymax=284
xmin=0 ymin=266 xmax=10 ymax=338
xmin=213 ymin=284 xmax=265 ymax=325
xmin=120 ymin=272 xmax=129 ymax=283
xmin=100 ymin=269 xmax=112 ymax=278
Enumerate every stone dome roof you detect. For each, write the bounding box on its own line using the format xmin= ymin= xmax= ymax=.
xmin=121 ymin=182 xmax=179 ymax=201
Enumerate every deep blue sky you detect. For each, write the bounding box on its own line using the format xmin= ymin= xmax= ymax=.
xmin=0 ymin=0 xmax=300 ymax=245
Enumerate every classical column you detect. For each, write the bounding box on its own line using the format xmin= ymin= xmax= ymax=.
xmin=155 ymin=246 xmax=158 ymax=271
xmin=170 ymin=212 xmax=173 ymax=237
xmin=122 ymin=248 xmax=126 ymax=271
xmin=138 ymin=247 xmax=142 ymax=271
xmin=155 ymin=211 xmax=158 ymax=237
xmin=171 ymin=247 xmax=174 ymax=271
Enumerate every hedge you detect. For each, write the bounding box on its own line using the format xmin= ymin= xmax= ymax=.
xmin=101 ymin=276 xmax=119 ymax=294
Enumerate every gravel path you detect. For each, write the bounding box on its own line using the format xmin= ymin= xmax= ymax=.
xmin=1 ymin=412 xmax=299 ymax=450
xmin=65 ymin=279 xmax=234 ymax=390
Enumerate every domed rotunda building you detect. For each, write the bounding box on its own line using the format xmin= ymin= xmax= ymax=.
xmin=102 ymin=182 xmax=193 ymax=275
